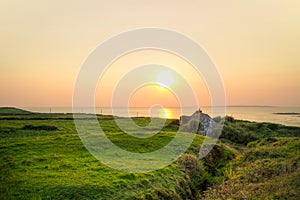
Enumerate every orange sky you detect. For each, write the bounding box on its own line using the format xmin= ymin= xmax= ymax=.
xmin=1 ymin=1 xmax=300 ymax=107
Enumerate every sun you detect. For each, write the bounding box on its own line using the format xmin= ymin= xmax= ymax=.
xmin=159 ymin=108 xmax=173 ymax=119
xmin=156 ymin=71 xmax=174 ymax=88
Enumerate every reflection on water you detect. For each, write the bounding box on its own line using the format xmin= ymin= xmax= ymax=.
xmin=24 ymin=106 xmax=300 ymax=127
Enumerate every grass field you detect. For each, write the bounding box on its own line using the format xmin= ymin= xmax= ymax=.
xmin=0 ymin=108 xmax=299 ymax=199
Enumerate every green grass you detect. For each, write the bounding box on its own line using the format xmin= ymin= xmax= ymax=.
xmin=0 ymin=108 xmax=299 ymax=199
xmin=0 ymin=110 xmax=212 ymax=199
xmin=202 ymin=137 xmax=300 ymax=199
xmin=0 ymin=121 xmax=185 ymax=199
xmin=0 ymin=107 xmax=33 ymax=115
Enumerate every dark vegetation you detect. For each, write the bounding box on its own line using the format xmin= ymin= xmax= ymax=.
xmin=274 ymin=112 xmax=300 ymax=115
xmin=21 ymin=124 xmax=59 ymax=131
xmin=0 ymin=107 xmax=33 ymax=115
xmin=0 ymin=108 xmax=299 ymax=199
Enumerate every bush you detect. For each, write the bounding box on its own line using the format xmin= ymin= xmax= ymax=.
xmin=177 ymin=154 xmax=208 ymax=197
xmin=267 ymin=123 xmax=279 ymax=131
xmin=220 ymin=124 xmax=258 ymax=145
xmin=164 ymin=119 xmax=180 ymax=131
xmin=178 ymin=154 xmax=202 ymax=178
xmin=22 ymin=125 xmax=58 ymax=131
xmin=0 ymin=128 xmax=15 ymax=135
xmin=213 ymin=116 xmax=223 ymax=123
xmin=225 ymin=116 xmax=235 ymax=123
xmin=200 ymin=144 xmax=235 ymax=176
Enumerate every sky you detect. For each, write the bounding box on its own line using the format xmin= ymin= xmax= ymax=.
xmin=1 ymin=0 xmax=300 ymax=107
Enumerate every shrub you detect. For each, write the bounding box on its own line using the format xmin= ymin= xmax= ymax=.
xmin=22 ymin=125 xmax=58 ymax=131
xmin=178 ymin=154 xmax=202 ymax=178
xmin=213 ymin=116 xmax=223 ymax=123
xmin=225 ymin=116 xmax=235 ymax=123
xmin=200 ymin=144 xmax=235 ymax=176
xmin=220 ymin=124 xmax=258 ymax=145
xmin=267 ymin=123 xmax=279 ymax=130
xmin=0 ymin=128 xmax=15 ymax=135
xmin=177 ymin=154 xmax=207 ymax=196
xmin=164 ymin=119 xmax=180 ymax=131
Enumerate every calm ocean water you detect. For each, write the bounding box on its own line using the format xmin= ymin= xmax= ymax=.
xmin=24 ymin=106 xmax=300 ymax=127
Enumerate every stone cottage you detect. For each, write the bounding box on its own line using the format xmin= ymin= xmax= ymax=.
xmin=180 ymin=109 xmax=217 ymax=135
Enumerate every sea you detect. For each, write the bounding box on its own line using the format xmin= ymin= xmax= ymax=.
xmin=24 ymin=106 xmax=300 ymax=127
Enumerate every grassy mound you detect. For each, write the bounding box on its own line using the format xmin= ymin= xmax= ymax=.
xmin=202 ymin=137 xmax=300 ymax=199
xmin=0 ymin=107 xmax=32 ymax=115
xmin=201 ymin=116 xmax=299 ymax=199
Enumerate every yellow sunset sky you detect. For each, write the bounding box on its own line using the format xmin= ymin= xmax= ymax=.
xmin=1 ymin=0 xmax=300 ymax=107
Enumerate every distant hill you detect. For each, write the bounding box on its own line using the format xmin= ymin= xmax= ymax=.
xmin=0 ymin=107 xmax=32 ymax=115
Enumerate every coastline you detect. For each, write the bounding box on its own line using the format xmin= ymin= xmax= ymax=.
xmin=20 ymin=106 xmax=300 ymax=127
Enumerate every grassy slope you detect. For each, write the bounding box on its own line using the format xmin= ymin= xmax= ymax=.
xmin=0 ymin=108 xmax=299 ymax=199
xmin=0 ymin=110 xmax=220 ymax=199
xmin=202 ymin=137 xmax=300 ymax=199
xmin=202 ymin=118 xmax=300 ymax=199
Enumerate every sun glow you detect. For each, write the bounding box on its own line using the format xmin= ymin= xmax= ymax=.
xmin=159 ymin=108 xmax=173 ymax=119
xmin=156 ymin=71 xmax=174 ymax=88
